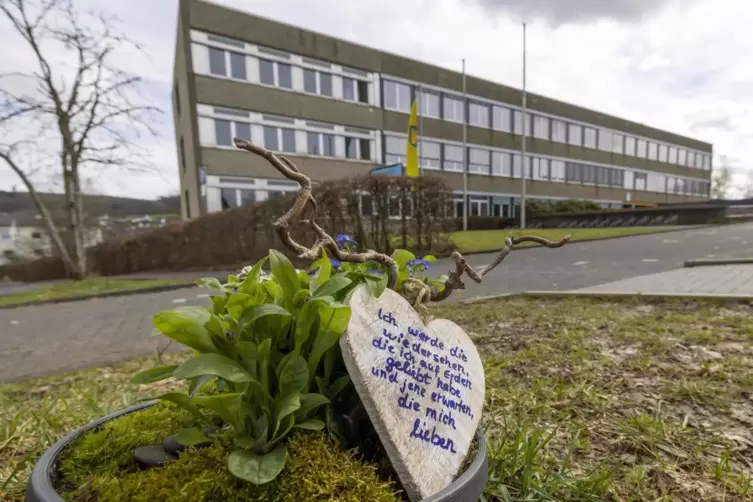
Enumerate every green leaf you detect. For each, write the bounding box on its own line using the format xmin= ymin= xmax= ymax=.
xmin=173 ymin=353 xmax=255 ymax=383
xmin=273 ymin=393 xmax=301 ymax=437
xmin=130 ymin=365 xmax=177 ymax=384
xmin=269 ymin=250 xmax=301 ymax=302
xmin=422 ymin=254 xmax=438 ymax=262
xmin=175 ymin=427 xmax=213 ymax=446
xmin=196 ymin=277 xmax=228 ymax=292
xmin=297 ymin=269 xmax=310 ymax=290
xmin=239 ymin=256 xmax=270 ymax=296
xmin=307 ymin=303 xmax=351 ymax=376
xmin=239 ymin=304 xmax=292 ymax=335
xmin=227 ymin=446 xmax=287 ymax=485
xmin=278 ymin=355 xmax=308 ymax=396
xmin=294 ymin=393 xmax=330 ymax=421
xmin=293 ymin=289 xmax=310 ymax=307
xmin=151 ymin=392 xmax=210 ymax=425
xmin=327 ymin=375 xmax=351 ymax=399
xmin=211 ymin=295 xmax=228 ymax=316
xmin=313 ymin=276 xmax=352 ymax=299
xmin=193 ymin=393 xmax=245 ymax=432
xmin=294 ymin=301 xmax=318 ymax=351
xmin=293 ymin=419 xmax=325 ymax=431
xmin=153 ymin=307 xmax=217 ymax=353
xmin=309 ymin=249 xmax=332 ymax=292
xmin=391 ymin=249 xmax=416 ymax=267
xmin=226 ymin=293 xmax=255 ymax=320
xmin=253 ymin=413 xmax=269 ymax=450
xmin=364 ymin=273 xmax=388 ymax=298
xmin=188 ymin=375 xmax=216 ymax=397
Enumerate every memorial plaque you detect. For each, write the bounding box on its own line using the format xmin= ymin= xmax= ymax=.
xmin=340 ymin=285 xmax=486 ymax=501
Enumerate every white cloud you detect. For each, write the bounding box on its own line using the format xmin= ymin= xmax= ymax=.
xmin=0 ymin=0 xmax=751 ymax=199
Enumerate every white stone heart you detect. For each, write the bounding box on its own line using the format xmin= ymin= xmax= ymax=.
xmin=340 ymin=285 xmax=485 ymax=501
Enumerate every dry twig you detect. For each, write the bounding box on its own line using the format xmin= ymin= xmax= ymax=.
xmin=233 ymin=138 xmax=570 ymax=306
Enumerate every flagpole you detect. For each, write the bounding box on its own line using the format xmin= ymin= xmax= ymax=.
xmin=418 ymin=84 xmax=423 ymax=177
xmin=461 ymin=58 xmax=468 ymax=232
xmin=520 ymin=22 xmax=528 ymax=229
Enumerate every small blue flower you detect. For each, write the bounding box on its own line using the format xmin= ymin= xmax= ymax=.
xmin=336 ymin=234 xmax=358 ymax=248
xmin=330 ymin=259 xmax=342 ymax=268
xmin=407 ymin=258 xmax=431 ymax=270
xmin=366 ymin=269 xmax=382 ymax=276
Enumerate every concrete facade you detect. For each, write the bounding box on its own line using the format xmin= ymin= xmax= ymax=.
xmin=173 ymin=0 xmax=713 ymax=220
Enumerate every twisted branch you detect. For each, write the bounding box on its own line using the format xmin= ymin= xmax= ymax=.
xmin=429 ymin=234 xmax=570 ymax=302
xmin=233 ymin=138 xmax=399 ymax=288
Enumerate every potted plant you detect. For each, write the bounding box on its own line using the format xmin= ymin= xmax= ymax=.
xmin=25 ymin=140 xmax=569 ymax=502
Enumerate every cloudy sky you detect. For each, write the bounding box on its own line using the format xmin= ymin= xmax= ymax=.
xmin=1 ymin=0 xmax=751 ymax=199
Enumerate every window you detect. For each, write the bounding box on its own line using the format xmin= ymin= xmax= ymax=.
xmin=492 ymin=106 xmax=511 ymax=132
xmin=345 ymin=137 xmax=371 ymax=160
xmin=703 ymin=154 xmax=711 ymax=171
xmin=419 ymin=140 xmax=441 ymax=170
xmin=419 ymin=90 xmax=440 ymax=118
xmin=468 ymin=148 xmax=490 ymax=174
xmin=532 ymin=157 xmax=549 ymax=180
xmin=657 ymin=144 xmax=667 ymax=163
xmin=303 ymin=69 xmax=332 ymax=97
xmin=612 ymin=133 xmax=624 ymax=154
xmin=625 ymin=136 xmax=636 ymax=156
xmin=512 ymin=154 xmax=522 ymax=178
xmin=550 ymin=160 xmax=565 ymax=181
xmin=174 ymin=83 xmax=180 ymax=116
xmin=215 ymin=119 xmax=232 ymax=146
xmin=551 ymin=120 xmax=566 ymax=142
xmin=306 ymin=131 xmax=334 ymax=156
xmin=666 ymin=146 xmax=676 ymax=164
xmin=686 ymin=151 xmax=695 ymax=168
xmin=597 ymin=128 xmax=611 ymax=151
xmin=647 ymin=141 xmax=658 ymax=160
xmin=264 ymin=126 xmax=296 ymax=152
xmin=678 ymin=148 xmax=687 ymax=165
xmin=533 ymin=115 xmax=550 ymax=140
xmin=383 ymin=80 xmax=412 ymax=112
xmin=259 ymin=59 xmax=292 ymax=89
xmin=567 ymin=123 xmax=582 ymax=146
xmin=229 ymin=52 xmax=246 ymax=79
xmin=443 ymin=144 xmax=464 ymax=171
xmin=342 ymin=77 xmax=368 ymax=104
xmin=234 ymin=122 xmax=250 ymax=141
xmin=583 ymin=127 xmax=597 ymax=148
xmin=209 ymin=47 xmax=226 ymax=76
xmin=221 ymin=187 xmax=237 ymax=210
xmin=240 ymin=189 xmax=256 ymax=206
xmin=565 ymin=162 xmax=582 ymax=182
xmin=636 ymin=139 xmax=647 ymax=157
xmin=491 ymin=151 xmax=511 ymax=176
xmin=513 ymin=110 xmax=524 ymax=135
xmin=695 ymin=152 xmax=704 ymax=169
xmin=469 ymin=102 xmax=489 ymax=127
xmin=384 ymin=136 xmax=405 ymax=164
xmin=443 ymin=95 xmax=464 ymax=122
xmin=179 ymin=137 xmax=186 ymax=173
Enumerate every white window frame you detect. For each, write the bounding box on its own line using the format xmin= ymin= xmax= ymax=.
xmin=443 ymin=95 xmax=465 ymax=123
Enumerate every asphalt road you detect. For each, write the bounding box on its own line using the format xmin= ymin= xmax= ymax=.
xmin=2 ymin=223 xmax=752 ymax=383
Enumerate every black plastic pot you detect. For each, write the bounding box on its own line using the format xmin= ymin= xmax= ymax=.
xmin=26 ymin=401 xmax=488 ymax=502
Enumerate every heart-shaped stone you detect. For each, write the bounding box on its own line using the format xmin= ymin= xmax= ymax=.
xmin=340 ymin=285 xmax=485 ymax=501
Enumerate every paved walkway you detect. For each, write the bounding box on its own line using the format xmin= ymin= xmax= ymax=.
xmin=3 ymin=223 xmax=753 ymax=382
xmin=570 ymin=264 xmax=753 ymax=297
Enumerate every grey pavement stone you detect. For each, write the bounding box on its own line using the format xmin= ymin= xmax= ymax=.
xmin=3 ymin=223 xmax=753 ymax=382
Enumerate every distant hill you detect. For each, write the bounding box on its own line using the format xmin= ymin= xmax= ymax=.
xmin=0 ymin=191 xmax=180 ymax=219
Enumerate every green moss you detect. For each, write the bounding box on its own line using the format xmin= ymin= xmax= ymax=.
xmin=57 ymin=403 xmax=401 ymax=502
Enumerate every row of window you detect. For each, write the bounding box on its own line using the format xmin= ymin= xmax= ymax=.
xmin=199 ymin=108 xmax=374 ymax=161
xmin=383 ymin=135 xmax=710 ymax=196
xmin=384 ymin=80 xmax=711 ymax=171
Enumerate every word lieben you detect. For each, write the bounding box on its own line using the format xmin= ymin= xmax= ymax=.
xmin=410 ymin=419 xmax=457 ymax=453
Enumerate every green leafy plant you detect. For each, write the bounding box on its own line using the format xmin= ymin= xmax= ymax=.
xmin=132 ymin=249 xmax=375 ymax=485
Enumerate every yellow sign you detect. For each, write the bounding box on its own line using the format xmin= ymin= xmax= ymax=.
xmin=405 ymin=99 xmax=419 ymax=177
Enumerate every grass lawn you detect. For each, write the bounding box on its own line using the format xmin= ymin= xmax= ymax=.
xmin=451 ymin=226 xmax=678 ymax=254
xmin=0 ymin=278 xmax=190 ymax=307
xmin=2 ymin=296 xmax=752 ymax=500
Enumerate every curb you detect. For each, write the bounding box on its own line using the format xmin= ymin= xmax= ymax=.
xmin=684 ymin=258 xmax=753 ymax=268
xmin=522 ymin=290 xmax=753 ymax=300
xmin=457 ymin=224 xmax=716 ymax=257
xmin=0 ymin=282 xmax=199 ymax=310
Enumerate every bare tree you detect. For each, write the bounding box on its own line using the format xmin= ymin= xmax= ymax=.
xmin=0 ymin=0 xmax=160 ymax=278
xmin=711 ymin=163 xmax=732 ymax=200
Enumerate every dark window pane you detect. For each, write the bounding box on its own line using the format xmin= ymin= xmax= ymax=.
xmin=259 ymin=59 xmax=275 ymax=85
xmin=235 ymin=122 xmax=251 ymax=141
xmin=357 ymin=81 xmax=369 ymax=103
xmin=277 ymin=63 xmax=292 ymax=88
xmin=281 ymin=128 xmax=296 ymax=152
xmin=319 ymin=73 xmax=332 ymax=96
xmin=215 ymin=119 xmax=232 ymax=146
xmin=263 ymin=126 xmax=279 ymax=150
xmin=239 ymin=189 xmax=256 ymax=206
xmin=209 ymin=48 xmax=226 ymax=76
xmin=307 ymin=132 xmax=319 ymax=154
xmin=230 ymin=52 xmax=246 ymax=79
xmin=359 ymin=138 xmax=371 ymax=160
xmin=343 ymin=78 xmax=355 ymax=101
xmin=303 ymin=69 xmax=317 ymax=93
xmin=345 ymin=137 xmax=357 ymax=159
xmin=220 ymin=188 xmax=237 ymax=210
xmin=322 ymin=133 xmax=334 ymax=156
xmin=383 ymin=81 xmax=397 ymax=109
